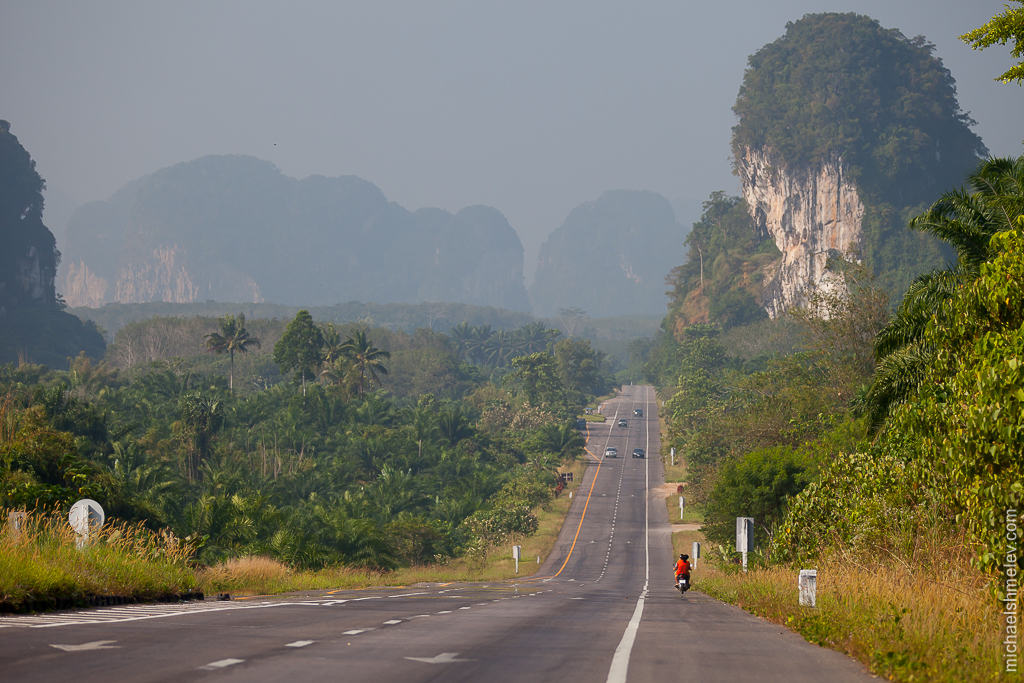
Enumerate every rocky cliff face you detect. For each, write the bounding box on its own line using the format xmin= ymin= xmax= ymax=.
xmin=738 ymin=146 xmax=864 ymax=317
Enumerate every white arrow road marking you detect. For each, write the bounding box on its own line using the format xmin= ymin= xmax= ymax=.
xmin=50 ymin=640 xmax=120 ymax=652
xmin=404 ymin=652 xmax=475 ymax=664
xmin=285 ymin=641 xmax=315 ymax=648
xmin=201 ymin=658 xmax=244 ymax=670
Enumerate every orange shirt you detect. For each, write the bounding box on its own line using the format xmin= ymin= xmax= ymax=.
xmin=675 ymin=559 xmax=690 ymax=575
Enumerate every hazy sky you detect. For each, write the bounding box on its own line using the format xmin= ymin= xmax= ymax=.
xmin=2 ymin=1 xmax=1021 ymax=282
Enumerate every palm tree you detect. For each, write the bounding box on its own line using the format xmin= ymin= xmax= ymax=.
xmin=448 ymin=322 xmax=473 ymax=361
xmin=342 ymin=328 xmax=391 ymax=398
xmin=466 ymin=324 xmax=494 ymax=365
xmin=484 ymin=329 xmax=515 ymax=367
xmin=514 ymin=322 xmax=560 ymax=356
xmin=204 ymin=313 xmax=261 ymax=392
xmin=866 ymin=156 xmax=1024 ymax=423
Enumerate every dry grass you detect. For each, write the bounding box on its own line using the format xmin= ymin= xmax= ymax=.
xmin=1 ymin=509 xmax=197 ymax=609
xmin=678 ymin=527 xmax=1006 ymax=683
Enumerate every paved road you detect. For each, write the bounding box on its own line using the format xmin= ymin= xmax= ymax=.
xmin=0 ymin=386 xmax=873 ymax=682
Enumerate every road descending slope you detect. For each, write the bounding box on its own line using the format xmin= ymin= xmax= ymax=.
xmin=0 ymin=386 xmax=872 ymax=682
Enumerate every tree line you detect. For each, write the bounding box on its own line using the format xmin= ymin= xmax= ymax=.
xmin=1 ymin=312 xmax=604 ymax=570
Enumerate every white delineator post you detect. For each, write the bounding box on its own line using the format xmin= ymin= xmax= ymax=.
xmin=512 ymin=545 xmax=521 ymax=574
xmin=799 ymin=569 xmax=817 ymax=607
xmin=692 ymin=541 xmax=701 ymax=569
xmin=679 ymin=496 xmax=685 ymax=521
xmin=8 ymin=511 xmax=26 ymax=541
xmin=670 ymin=447 xmax=675 ymax=467
xmin=735 ymin=517 xmax=754 ymax=573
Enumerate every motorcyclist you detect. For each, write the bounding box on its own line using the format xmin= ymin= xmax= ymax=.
xmin=674 ymin=553 xmax=691 ymax=586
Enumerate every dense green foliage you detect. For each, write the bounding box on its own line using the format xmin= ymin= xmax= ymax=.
xmin=62 ymin=154 xmax=529 ymax=311
xmin=2 ymin=308 xmax=602 ymax=571
xmin=960 ymin=0 xmax=1024 ymax=85
xmin=529 ymin=190 xmax=686 ymax=317
xmin=733 ymin=13 xmax=986 ymax=207
xmin=778 ymin=227 xmax=1024 ymax=579
xmin=658 ymin=154 xmax=1024 ymax=596
xmin=662 ymin=192 xmax=777 ymax=338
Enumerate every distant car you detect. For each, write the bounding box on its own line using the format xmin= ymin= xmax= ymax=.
xmin=633 ymin=408 xmax=643 ymax=417
xmin=576 ymin=418 xmax=587 ymax=430
xmin=604 ymin=447 xmax=618 ymax=458
xmin=617 ymin=419 xmax=628 ymax=428
xmin=632 ymin=448 xmax=645 ymax=459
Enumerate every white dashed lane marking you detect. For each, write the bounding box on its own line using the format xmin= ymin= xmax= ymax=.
xmin=201 ymin=658 xmax=244 ymax=670
xmin=285 ymin=640 xmax=315 ymax=648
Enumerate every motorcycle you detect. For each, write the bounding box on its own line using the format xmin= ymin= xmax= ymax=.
xmin=675 ymin=574 xmax=690 ymax=595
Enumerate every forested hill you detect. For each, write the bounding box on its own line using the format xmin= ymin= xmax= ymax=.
xmin=60 ymin=155 xmax=530 ymax=312
xmin=529 ymin=190 xmax=686 ymax=318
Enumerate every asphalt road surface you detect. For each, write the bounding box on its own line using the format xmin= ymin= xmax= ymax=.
xmin=0 ymin=385 xmax=874 ymax=682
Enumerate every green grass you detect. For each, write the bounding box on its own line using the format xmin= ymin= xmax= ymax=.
xmin=1 ymin=510 xmax=197 ymax=609
xmin=665 ymin=496 xmax=704 ymax=525
xmin=674 ymin=529 xmax=1006 ymax=683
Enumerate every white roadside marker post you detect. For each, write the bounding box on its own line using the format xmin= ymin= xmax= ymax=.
xmin=679 ymin=496 xmax=685 ymax=521
xmin=692 ymin=542 xmax=701 ymax=569
xmin=735 ymin=517 xmax=754 ymax=573
xmin=670 ymin=447 xmax=675 ymax=467
xmin=8 ymin=511 xmax=26 ymax=541
xmin=799 ymin=569 xmax=817 ymax=607
xmin=512 ymin=545 xmax=521 ymax=574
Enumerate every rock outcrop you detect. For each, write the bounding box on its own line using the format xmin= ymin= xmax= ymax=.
xmin=738 ymin=146 xmax=864 ymax=317
xmin=61 ymin=155 xmax=529 ymax=311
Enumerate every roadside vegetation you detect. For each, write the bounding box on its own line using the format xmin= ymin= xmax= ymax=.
xmin=1 ymin=309 xmax=613 ymax=608
xmin=651 ymin=9 xmax=1024 ymax=682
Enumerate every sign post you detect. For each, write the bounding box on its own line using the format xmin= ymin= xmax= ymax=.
xmin=512 ymin=545 xmax=521 ymax=575
xmin=8 ymin=511 xmax=26 ymax=541
xmin=692 ymin=541 xmax=701 ymax=568
xmin=670 ymin=447 xmax=675 ymax=467
xmin=69 ymin=499 xmax=105 ymax=550
xmin=735 ymin=517 xmax=754 ymax=572
xmin=799 ymin=569 xmax=817 ymax=607
xmin=679 ymin=496 xmax=685 ymax=521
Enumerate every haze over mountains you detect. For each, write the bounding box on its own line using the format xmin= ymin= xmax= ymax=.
xmin=59 ymin=155 xmax=687 ymax=317
xmin=529 ymin=190 xmax=686 ymax=318
xmin=61 ymin=155 xmax=530 ymax=311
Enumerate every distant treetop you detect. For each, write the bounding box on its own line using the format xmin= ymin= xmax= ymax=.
xmin=732 ymin=12 xmax=987 ymax=207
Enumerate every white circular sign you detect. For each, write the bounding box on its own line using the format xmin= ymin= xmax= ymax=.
xmin=69 ymin=499 xmax=105 ymax=535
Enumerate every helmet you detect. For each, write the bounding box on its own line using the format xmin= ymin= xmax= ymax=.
xmin=682 ymin=554 xmax=689 ymax=561
xmin=679 ymin=554 xmax=685 ymax=558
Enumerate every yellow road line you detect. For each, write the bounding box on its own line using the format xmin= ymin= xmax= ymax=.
xmin=525 ymin=426 xmax=603 ymax=581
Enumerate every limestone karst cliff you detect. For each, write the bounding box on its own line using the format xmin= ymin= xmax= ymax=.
xmin=738 ymin=147 xmax=864 ymax=317
xmin=61 ymin=155 xmax=530 ymax=311
xmin=725 ymin=13 xmax=986 ymax=319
